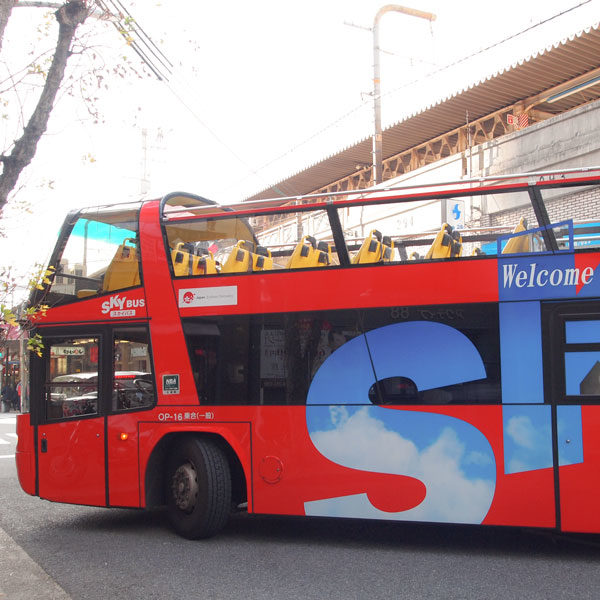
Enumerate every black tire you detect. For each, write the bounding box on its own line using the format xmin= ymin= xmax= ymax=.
xmin=166 ymin=437 xmax=231 ymax=539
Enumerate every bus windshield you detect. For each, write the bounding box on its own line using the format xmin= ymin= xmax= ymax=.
xmin=46 ymin=206 xmax=141 ymax=304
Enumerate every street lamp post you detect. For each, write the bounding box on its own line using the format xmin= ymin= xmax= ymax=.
xmin=372 ymin=5 xmax=436 ymax=185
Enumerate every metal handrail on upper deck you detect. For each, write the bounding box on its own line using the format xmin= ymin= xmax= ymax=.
xmin=160 ymin=166 xmax=600 ymax=221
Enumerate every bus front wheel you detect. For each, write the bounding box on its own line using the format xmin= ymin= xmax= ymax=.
xmin=166 ymin=437 xmax=231 ymax=539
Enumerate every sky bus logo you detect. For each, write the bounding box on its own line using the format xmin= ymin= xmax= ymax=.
xmin=101 ymin=294 xmax=145 ymax=317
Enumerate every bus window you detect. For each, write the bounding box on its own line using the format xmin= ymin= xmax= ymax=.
xmin=165 ymin=216 xmax=256 ymax=276
xmin=564 ymin=318 xmax=600 ymax=397
xmin=183 ymin=310 xmax=362 ymax=405
xmin=497 ymin=219 xmax=576 ymax=255
xmin=338 ymin=200 xmax=473 ymax=263
xmin=45 ymin=337 xmax=99 ymax=420
xmin=112 ymin=328 xmax=156 ymax=411
xmin=165 ymin=209 xmax=338 ymax=276
xmin=48 ymin=207 xmax=141 ymax=304
xmin=338 ymin=202 xmax=401 ymax=264
xmin=361 ymin=303 xmax=501 ymax=405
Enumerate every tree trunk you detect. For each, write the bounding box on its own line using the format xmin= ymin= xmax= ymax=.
xmin=0 ymin=0 xmax=17 ymax=53
xmin=0 ymin=1 xmax=89 ymax=213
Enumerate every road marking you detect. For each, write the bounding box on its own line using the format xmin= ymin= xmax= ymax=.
xmin=0 ymin=439 xmax=10 ymax=445
xmin=6 ymin=433 xmax=17 ymax=438
xmin=0 ymin=454 xmax=15 ymax=459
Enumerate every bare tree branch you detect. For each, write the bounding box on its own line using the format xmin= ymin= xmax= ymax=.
xmin=0 ymin=0 xmax=89 ymax=212
xmin=0 ymin=0 xmax=18 ymax=53
xmin=0 ymin=47 xmax=54 ymax=90
xmin=14 ymin=2 xmax=62 ymax=8
xmin=15 ymin=1 xmax=104 ymax=17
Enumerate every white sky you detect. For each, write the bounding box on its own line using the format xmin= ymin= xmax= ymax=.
xmin=1 ymin=0 xmax=599 ymax=298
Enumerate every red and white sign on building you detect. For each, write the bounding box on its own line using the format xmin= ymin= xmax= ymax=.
xmin=507 ymin=112 xmax=529 ymax=129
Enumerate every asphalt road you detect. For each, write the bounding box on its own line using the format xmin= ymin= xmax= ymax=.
xmin=2 ymin=412 xmax=600 ymax=600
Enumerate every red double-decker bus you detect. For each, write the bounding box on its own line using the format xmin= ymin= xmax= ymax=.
xmin=15 ymin=168 xmax=600 ymax=538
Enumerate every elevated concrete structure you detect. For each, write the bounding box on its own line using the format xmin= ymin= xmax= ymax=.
xmin=245 ymin=24 xmax=600 ymax=204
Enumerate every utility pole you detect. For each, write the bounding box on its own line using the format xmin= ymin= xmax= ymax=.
xmin=372 ymin=5 xmax=436 ymax=185
xmin=141 ymin=128 xmax=150 ymax=195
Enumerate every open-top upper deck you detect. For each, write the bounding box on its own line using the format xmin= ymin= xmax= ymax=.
xmin=31 ymin=167 xmax=600 ymax=316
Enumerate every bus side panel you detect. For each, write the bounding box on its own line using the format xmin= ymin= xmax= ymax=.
xmin=15 ymin=413 xmax=36 ymax=496
xmin=483 ymin=468 xmax=555 ymax=527
xmin=174 ymin=258 xmax=499 ymax=318
xmin=33 ymin=288 xmax=148 ymax=326
xmin=558 ymin=405 xmax=600 ymax=533
xmin=140 ymin=202 xmax=198 ymax=407
xmin=251 ymin=405 xmax=556 ymax=527
xmin=252 ymin=406 xmax=428 ymax=517
xmin=137 ymin=420 xmax=252 ymax=510
xmin=107 ymin=413 xmax=144 ymax=507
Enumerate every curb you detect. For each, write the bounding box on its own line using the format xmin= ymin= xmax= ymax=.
xmin=0 ymin=416 xmax=71 ymax=599
xmin=0 ymin=526 xmax=72 ymax=600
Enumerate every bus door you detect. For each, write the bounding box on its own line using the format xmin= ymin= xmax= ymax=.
xmin=543 ymin=301 xmax=600 ymax=533
xmin=106 ymin=327 xmax=156 ymax=507
xmin=35 ymin=331 xmax=107 ymax=507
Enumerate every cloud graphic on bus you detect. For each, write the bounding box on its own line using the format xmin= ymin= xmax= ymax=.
xmin=304 ymin=321 xmax=496 ymax=524
xmin=502 ymin=406 xmax=553 ymax=474
xmin=305 ymin=406 xmax=495 ymax=523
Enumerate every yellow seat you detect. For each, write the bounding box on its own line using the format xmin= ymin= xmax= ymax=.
xmin=316 ymin=241 xmax=333 ymax=266
xmin=102 ymin=239 xmax=141 ymax=291
xmin=193 ymin=248 xmax=218 ymax=275
xmin=287 ymin=236 xmax=319 ymax=269
xmin=171 ymin=242 xmax=193 ymax=277
xmin=253 ymin=246 xmax=273 ymax=271
xmin=172 ymin=243 xmax=218 ymax=276
xmin=501 ymin=217 xmax=530 ymax=254
xmin=77 ymin=238 xmax=140 ymax=298
xmin=424 ymin=224 xmax=462 ymax=259
xmin=222 ymin=240 xmax=253 ymax=273
xmin=352 ymin=230 xmax=382 ymax=264
xmin=381 ymin=236 xmax=395 ymax=262
xmin=352 ymin=230 xmax=396 ymax=264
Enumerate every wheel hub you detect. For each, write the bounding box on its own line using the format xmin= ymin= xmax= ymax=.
xmin=171 ymin=462 xmax=199 ymax=513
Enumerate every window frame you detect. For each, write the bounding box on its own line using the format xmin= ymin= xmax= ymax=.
xmin=181 ymin=303 xmax=501 ymax=407
xmin=44 ymin=335 xmax=102 ymax=421
xmin=111 ymin=326 xmax=157 ymax=413
xmin=31 ymin=324 xmax=157 ymax=425
xmin=543 ymin=300 xmax=600 ymax=404
xmin=162 ymin=205 xmax=347 ymax=279
xmin=32 ymin=206 xmax=143 ymax=308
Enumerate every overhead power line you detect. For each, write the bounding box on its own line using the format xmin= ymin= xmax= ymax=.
xmin=229 ymin=0 xmax=595 ymax=194
xmin=97 ymin=0 xmax=278 ymax=192
xmin=95 ymin=0 xmax=172 ymax=81
xmin=97 ymin=0 xmax=594 ymax=197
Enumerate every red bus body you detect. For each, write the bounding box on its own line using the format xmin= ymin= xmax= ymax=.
xmin=16 ymin=170 xmax=600 ymax=537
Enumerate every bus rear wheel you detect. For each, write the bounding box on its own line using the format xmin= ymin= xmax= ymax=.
xmin=166 ymin=437 xmax=231 ymax=539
